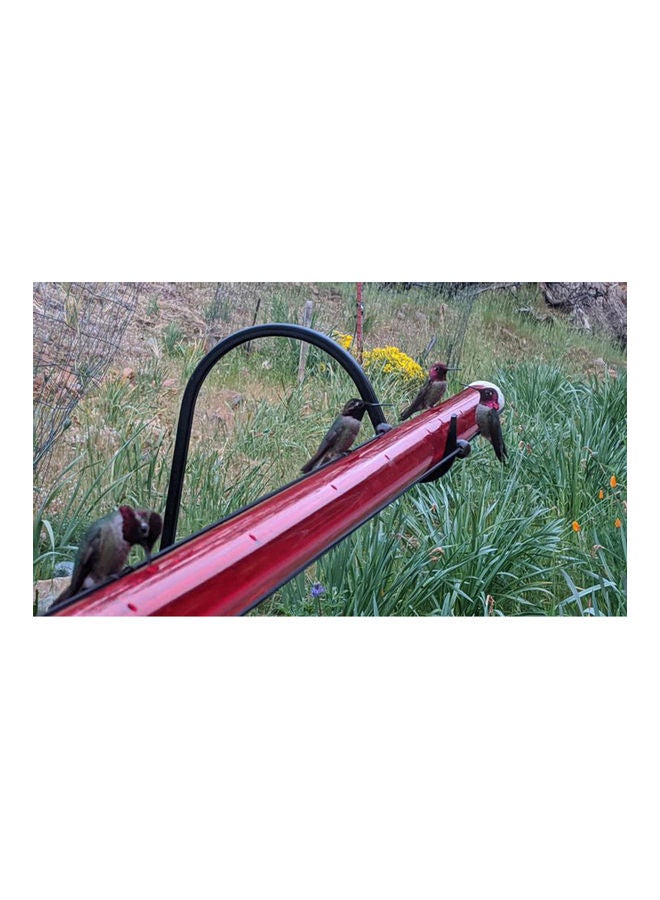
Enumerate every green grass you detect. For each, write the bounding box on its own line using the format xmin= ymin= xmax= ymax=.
xmin=33 ymin=283 xmax=627 ymax=615
xmin=258 ymin=368 xmax=626 ymax=617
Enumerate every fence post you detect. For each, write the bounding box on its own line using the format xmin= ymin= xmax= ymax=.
xmin=356 ymin=282 xmax=364 ymax=363
xmin=298 ymin=300 xmax=314 ymax=382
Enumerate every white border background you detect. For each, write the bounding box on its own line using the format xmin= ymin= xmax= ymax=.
xmin=7 ymin=3 xmax=655 ymax=898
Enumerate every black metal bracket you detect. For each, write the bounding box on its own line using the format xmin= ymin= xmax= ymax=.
xmin=160 ymin=323 xmax=388 ymax=549
xmin=417 ymin=415 xmax=472 ymax=483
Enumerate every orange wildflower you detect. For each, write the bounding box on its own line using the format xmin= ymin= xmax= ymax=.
xmin=598 ymin=489 xmax=604 ymax=500
xmin=610 ymin=475 xmax=617 ymax=488
xmin=614 ymin=518 xmax=621 ymax=528
xmin=572 ymin=521 xmax=581 ymax=532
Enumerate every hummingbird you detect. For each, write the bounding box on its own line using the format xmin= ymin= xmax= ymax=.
xmin=301 ymin=399 xmax=385 ymax=474
xmin=476 ymin=387 xmax=507 ymax=463
xmin=399 ymin=362 xmax=459 ymax=420
xmin=56 ymin=506 xmax=163 ymax=602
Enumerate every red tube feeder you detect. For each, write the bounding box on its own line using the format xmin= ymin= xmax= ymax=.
xmin=49 ymin=388 xmax=482 ymax=617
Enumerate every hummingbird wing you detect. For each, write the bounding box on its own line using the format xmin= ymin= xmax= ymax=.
xmin=64 ymin=527 xmax=103 ymax=598
xmin=301 ymin=415 xmax=349 ymax=473
xmin=486 ymin=409 xmax=507 ymax=463
xmin=399 ymin=379 xmax=429 ymax=420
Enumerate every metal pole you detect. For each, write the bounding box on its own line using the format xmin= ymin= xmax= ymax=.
xmin=356 ymin=282 xmax=364 ymax=364
xmin=159 ymin=323 xmax=385 ymax=550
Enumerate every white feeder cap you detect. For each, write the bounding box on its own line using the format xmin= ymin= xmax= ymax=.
xmin=465 ymin=380 xmax=505 ymax=410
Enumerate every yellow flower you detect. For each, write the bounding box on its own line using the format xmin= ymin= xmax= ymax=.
xmin=332 ymin=331 xmax=353 ymax=350
xmin=572 ymin=521 xmax=581 ymax=532
xmin=598 ymin=489 xmax=604 ymax=500
xmin=363 ymin=346 xmax=426 ymax=383
xmin=614 ymin=518 xmax=621 ymax=528
xmin=610 ymin=475 xmax=617 ymax=488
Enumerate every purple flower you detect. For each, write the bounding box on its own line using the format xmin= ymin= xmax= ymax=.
xmin=310 ymin=582 xmax=326 ymax=598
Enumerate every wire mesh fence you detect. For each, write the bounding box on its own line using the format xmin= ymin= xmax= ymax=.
xmin=369 ymin=282 xmax=496 ymax=367
xmin=33 ymin=282 xmax=142 ymax=477
xmin=33 ymin=281 xmax=513 ymax=477
xmin=181 ymin=281 xmax=501 ymax=370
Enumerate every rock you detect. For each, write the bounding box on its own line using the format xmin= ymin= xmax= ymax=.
xmin=33 ymin=577 xmax=71 ymax=614
xmin=538 ymin=282 xmax=627 ymax=348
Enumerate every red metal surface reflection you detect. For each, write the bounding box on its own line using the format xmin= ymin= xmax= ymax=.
xmin=52 ymin=389 xmax=481 ymax=616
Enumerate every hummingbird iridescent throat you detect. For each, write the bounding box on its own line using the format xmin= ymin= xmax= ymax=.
xmin=476 ymin=387 xmax=507 ymax=464
xmin=399 ymin=362 xmax=460 ymax=420
xmin=56 ymin=506 xmax=163 ymax=602
xmin=301 ymin=399 xmax=388 ymax=474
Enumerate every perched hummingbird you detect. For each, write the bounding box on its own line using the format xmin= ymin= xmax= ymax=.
xmin=301 ymin=399 xmax=385 ymax=474
xmin=56 ymin=506 xmax=163 ymax=602
xmin=399 ymin=362 xmax=459 ymax=420
xmin=476 ymin=387 xmax=507 ymax=463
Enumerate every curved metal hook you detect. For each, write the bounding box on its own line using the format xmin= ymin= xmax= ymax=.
xmin=160 ymin=323 xmax=386 ymax=548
